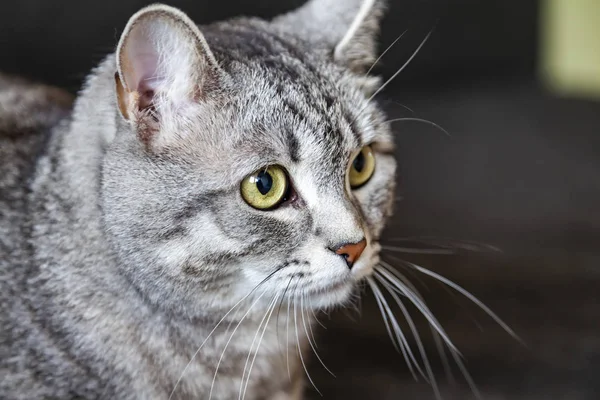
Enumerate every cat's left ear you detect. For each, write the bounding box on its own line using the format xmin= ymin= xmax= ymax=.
xmin=115 ymin=4 xmax=223 ymax=136
xmin=272 ymin=0 xmax=385 ymax=73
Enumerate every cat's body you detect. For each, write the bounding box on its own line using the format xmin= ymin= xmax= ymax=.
xmin=0 ymin=31 xmax=310 ymax=400
xmin=0 ymin=71 xmax=303 ymax=400
xmin=0 ymin=1 xmax=395 ymax=399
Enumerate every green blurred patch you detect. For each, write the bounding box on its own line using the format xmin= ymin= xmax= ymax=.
xmin=540 ymin=0 xmax=600 ymax=99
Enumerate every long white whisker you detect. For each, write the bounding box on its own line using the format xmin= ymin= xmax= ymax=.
xmin=384 ymin=117 xmax=451 ymax=137
xmin=238 ymin=292 xmax=280 ymax=400
xmin=376 ymin=265 xmax=459 ymax=354
xmin=367 ymin=30 xmax=433 ymax=103
xmin=168 ymin=275 xmax=274 ymax=400
xmin=365 ymin=29 xmax=408 ymax=75
xmin=276 ymin=277 xmax=294 ymax=365
xmin=381 ymin=256 xmax=432 ymax=293
xmin=310 ymin=307 xmax=327 ymax=330
xmin=294 ymin=295 xmax=321 ymax=396
xmin=301 ymin=295 xmax=335 ymax=377
xmin=348 ymin=291 xmax=362 ymax=316
xmin=407 ymin=261 xmax=521 ymax=342
xmin=382 ymin=245 xmax=456 ymax=255
xmin=380 ymin=260 xmax=492 ymax=398
xmin=367 ymin=277 xmax=419 ymax=381
xmin=390 ymin=100 xmax=415 ymax=114
xmin=448 ymin=344 xmax=482 ymax=399
xmin=241 ymin=291 xmax=281 ymax=400
xmin=431 ymin=326 xmax=456 ymax=386
xmin=208 ymin=289 xmax=268 ymax=400
xmin=384 ymin=254 xmax=492 ymax=333
xmin=286 ymin=281 xmax=297 ymax=381
xmin=387 ymin=236 xmax=502 ymax=253
xmin=368 ymin=277 xmax=402 ymax=353
xmin=303 ymin=297 xmax=319 ymax=349
xmin=374 ymin=272 xmax=438 ymax=394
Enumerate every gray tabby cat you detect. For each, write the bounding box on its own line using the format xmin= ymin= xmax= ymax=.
xmin=0 ymin=0 xmax=396 ymax=399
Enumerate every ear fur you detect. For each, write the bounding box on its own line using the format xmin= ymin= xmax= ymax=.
xmin=115 ymin=4 xmax=222 ymax=144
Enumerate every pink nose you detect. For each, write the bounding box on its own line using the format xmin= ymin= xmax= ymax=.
xmin=333 ymin=239 xmax=367 ymax=269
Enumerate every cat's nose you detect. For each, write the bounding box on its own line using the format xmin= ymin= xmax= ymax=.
xmin=331 ymin=238 xmax=367 ymax=269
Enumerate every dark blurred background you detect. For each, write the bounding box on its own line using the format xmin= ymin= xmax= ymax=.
xmin=2 ymin=1 xmax=599 ymax=399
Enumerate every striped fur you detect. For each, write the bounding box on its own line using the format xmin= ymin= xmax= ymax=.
xmin=0 ymin=1 xmax=394 ymax=399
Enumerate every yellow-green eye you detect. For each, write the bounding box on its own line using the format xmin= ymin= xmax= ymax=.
xmin=349 ymin=145 xmax=376 ymax=188
xmin=241 ymin=165 xmax=288 ymax=210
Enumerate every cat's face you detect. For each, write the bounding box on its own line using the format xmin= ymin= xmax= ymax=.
xmin=102 ymin=1 xmax=394 ymax=315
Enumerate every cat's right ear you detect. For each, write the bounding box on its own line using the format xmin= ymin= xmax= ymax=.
xmin=115 ymin=4 xmax=222 ymax=144
xmin=272 ymin=0 xmax=385 ymax=74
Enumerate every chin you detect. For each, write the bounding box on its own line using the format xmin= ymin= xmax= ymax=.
xmin=303 ymin=280 xmax=356 ymax=310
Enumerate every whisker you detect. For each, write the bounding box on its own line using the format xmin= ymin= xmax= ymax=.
xmin=384 ymin=251 xmax=498 ymax=334
xmin=382 ymin=245 xmax=456 ymax=255
xmin=276 ymin=277 xmax=294 ymax=363
xmin=310 ymin=307 xmax=327 ymax=330
xmin=385 ymin=99 xmax=416 ymax=115
xmin=448 ymin=346 xmax=482 ymax=399
xmin=375 ymin=271 xmax=437 ymax=379
xmin=286 ymin=279 xmax=300 ymax=381
xmin=368 ymin=276 xmax=401 ymax=353
xmin=302 ymin=296 xmax=319 ymax=349
xmin=379 ymin=258 xmax=433 ymax=301
xmin=356 ymin=281 xmax=365 ymax=317
xmin=381 ymin=254 xmax=432 ymax=292
xmin=345 ymin=29 xmax=434 ymax=137
xmin=386 ymin=252 xmax=486 ymax=333
xmin=365 ymin=29 xmax=408 ymax=75
xmin=386 ymin=117 xmax=451 ymax=137
xmin=431 ymin=326 xmax=456 ymax=386
xmin=376 ymin=264 xmax=459 ymax=354
xmin=374 ymin=278 xmax=433 ymax=384
xmin=406 ymin=261 xmax=521 ymax=342
xmin=239 ymin=292 xmax=280 ymax=400
xmin=208 ymin=288 xmax=268 ymax=400
xmin=374 ymin=272 xmax=439 ymax=395
xmin=286 ymin=291 xmax=292 ymax=381
xmin=301 ymin=295 xmax=335 ymax=377
xmin=387 ymin=236 xmax=502 ymax=253
xmin=294 ymin=295 xmax=322 ymax=396
xmin=348 ymin=291 xmax=362 ymax=317
xmin=381 ymin=258 xmax=491 ymax=399
xmin=382 ymin=246 xmax=504 ymax=334
xmin=366 ymin=30 xmax=433 ymax=103
xmin=241 ymin=291 xmax=282 ymax=400
xmin=341 ymin=306 xmax=359 ymax=322
xmin=367 ymin=277 xmax=419 ymax=381
xmin=168 ymin=272 xmax=277 ymax=400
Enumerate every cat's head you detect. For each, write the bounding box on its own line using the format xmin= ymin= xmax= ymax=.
xmin=102 ymin=0 xmax=396 ymax=316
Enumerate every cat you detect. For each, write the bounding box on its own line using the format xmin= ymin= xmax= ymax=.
xmin=0 ymin=0 xmax=397 ymax=399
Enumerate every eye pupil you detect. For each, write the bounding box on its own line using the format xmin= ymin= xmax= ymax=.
xmin=255 ymin=171 xmax=273 ymax=195
xmin=353 ymin=151 xmax=365 ymax=172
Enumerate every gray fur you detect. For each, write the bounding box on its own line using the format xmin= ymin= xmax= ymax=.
xmin=0 ymin=1 xmax=395 ymax=399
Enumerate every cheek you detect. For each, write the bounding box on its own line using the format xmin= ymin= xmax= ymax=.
xmin=213 ymin=200 xmax=314 ymax=257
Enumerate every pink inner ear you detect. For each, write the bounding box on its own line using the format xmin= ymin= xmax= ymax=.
xmin=122 ymin=25 xmax=161 ymax=102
